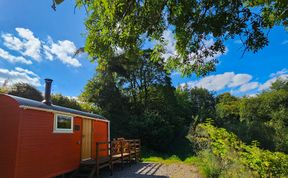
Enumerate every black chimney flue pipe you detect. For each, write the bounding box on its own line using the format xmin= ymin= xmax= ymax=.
xmin=42 ymin=78 xmax=53 ymax=105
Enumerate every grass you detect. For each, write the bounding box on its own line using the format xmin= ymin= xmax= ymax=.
xmin=142 ymin=147 xmax=198 ymax=165
xmin=143 ymin=155 xmax=198 ymax=164
xmin=141 ymin=136 xmax=196 ymax=164
xmin=143 ymin=155 xmax=181 ymax=164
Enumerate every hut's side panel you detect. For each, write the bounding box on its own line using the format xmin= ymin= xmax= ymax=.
xmin=0 ymin=95 xmax=20 ymax=178
xmin=16 ymin=109 xmax=82 ymax=178
xmin=92 ymin=120 xmax=109 ymax=159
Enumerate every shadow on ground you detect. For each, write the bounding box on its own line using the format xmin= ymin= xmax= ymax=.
xmin=99 ymin=163 xmax=168 ymax=178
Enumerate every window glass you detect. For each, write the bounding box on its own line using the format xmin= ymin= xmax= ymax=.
xmin=54 ymin=114 xmax=73 ymax=133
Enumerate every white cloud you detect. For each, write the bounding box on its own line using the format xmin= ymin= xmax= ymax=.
xmin=228 ymin=74 xmax=252 ymax=87
xmin=162 ymin=30 xmax=177 ymax=61
xmin=43 ymin=40 xmax=81 ymax=67
xmin=269 ymin=68 xmax=288 ymax=78
xmin=2 ymin=28 xmax=41 ymax=61
xmin=0 ymin=67 xmax=40 ymax=87
xmin=15 ymin=67 xmax=38 ymax=77
xmin=43 ymin=46 xmax=54 ymax=61
xmin=179 ymin=68 xmax=288 ymax=95
xmin=1 ymin=28 xmax=82 ymax=67
xmin=259 ymin=74 xmax=288 ymax=91
xmin=2 ymin=33 xmax=23 ymax=51
xmin=258 ymin=68 xmax=288 ymax=91
xmin=182 ymin=72 xmax=252 ymax=91
xmin=239 ymin=82 xmax=259 ymax=92
xmin=0 ymin=48 xmax=32 ymax=64
xmin=15 ymin=28 xmax=41 ymax=60
xmin=258 ymin=78 xmax=277 ymax=91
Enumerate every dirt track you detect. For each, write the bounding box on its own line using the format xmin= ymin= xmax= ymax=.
xmin=99 ymin=162 xmax=202 ymax=178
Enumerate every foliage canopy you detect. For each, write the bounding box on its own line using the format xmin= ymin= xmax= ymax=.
xmin=53 ymin=0 xmax=288 ymax=76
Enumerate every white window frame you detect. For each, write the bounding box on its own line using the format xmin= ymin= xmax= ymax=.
xmin=54 ymin=114 xmax=74 ymax=133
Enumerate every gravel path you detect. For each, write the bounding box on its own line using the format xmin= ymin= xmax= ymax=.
xmin=99 ymin=162 xmax=202 ymax=178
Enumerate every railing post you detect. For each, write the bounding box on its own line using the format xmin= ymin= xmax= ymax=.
xmin=120 ymin=140 xmax=124 ymax=169
xmin=109 ymin=141 xmax=113 ymax=176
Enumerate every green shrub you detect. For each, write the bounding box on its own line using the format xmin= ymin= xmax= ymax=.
xmin=190 ymin=122 xmax=288 ymax=177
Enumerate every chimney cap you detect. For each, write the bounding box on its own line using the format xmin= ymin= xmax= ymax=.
xmin=44 ymin=78 xmax=53 ymax=82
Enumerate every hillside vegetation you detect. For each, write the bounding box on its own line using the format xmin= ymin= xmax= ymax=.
xmin=191 ymin=122 xmax=288 ymax=177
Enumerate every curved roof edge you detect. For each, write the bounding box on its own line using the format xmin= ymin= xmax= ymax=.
xmin=4 ymin=94 xmax=107 ymax=121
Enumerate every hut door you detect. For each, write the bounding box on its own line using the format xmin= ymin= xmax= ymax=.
xmin=81 ymin=119 xmax=92 ymax=160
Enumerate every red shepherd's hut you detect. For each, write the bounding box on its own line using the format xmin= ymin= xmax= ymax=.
xmin=0 ymin=79 xmax=110 ymax=178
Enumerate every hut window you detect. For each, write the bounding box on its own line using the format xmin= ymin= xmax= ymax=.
xmin=54 ymin=114 xmax=73 ymax=133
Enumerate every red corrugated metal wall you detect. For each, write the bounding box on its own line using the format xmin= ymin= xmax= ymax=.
xmin=0 ymin=95 xmax=20 ymax=178
xmin=16 ymin=110 xmax=82 ymax=178
xmin=92 ymin=121 xmax=109 ymax=159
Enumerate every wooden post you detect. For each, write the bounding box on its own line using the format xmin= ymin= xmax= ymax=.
xmin=109 ymin=141 xmax=113 ymax=176
xmin=120 ymin=140 xmax=124 ymax=169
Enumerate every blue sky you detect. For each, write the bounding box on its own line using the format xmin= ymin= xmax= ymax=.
xmin=0 ymin=0 xmax=287 ymax=97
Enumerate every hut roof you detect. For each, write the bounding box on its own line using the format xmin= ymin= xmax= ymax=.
xmin=6 ymin=94 xmax=107 ymax=120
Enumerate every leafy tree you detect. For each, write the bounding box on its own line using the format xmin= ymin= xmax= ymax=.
xmin=78 ymin=101 xmax=103 ymax=114
xmin=189 ymin=87 xmax=215 ymax=122
xmin=175 ymin=86 xmax=194 ymax=126
xmin=81 ymin=50 xmax=187 ymax=151
xmin=142 ymin=84 xmax=185 ymax=150
xmin=54 ymin=0 xmax=288 ymax=76
xmin=52 ymin=93 xmax=102 ymax=114
xmin=216 ymin=92 xmax=238 ymax=104
xmin=248 ymin=0 xmax=288 ymax=29
xmin=269 ymin=108 xmax=288 ymax=152
xmin=106 ymin=50 xmax=171 ymax=110
xmin=175 ymin=86 xmax=216 ymax=135
xmin=271 ymin=78 xmax=288 ymax=91
xmin=81 ymin=60 xmax=131 ymax=138
xmin=8 ymin=83 xmax=43 ymax=101
xmin=240 ymin=96 xmax=269 ymax=122
xmin=51 ymin=94 xmax=82 ymax=110
xmin=215 ymin=93 xmax=240 ymax=126
xmin=236 ymin=87 xmax=288 ymax=151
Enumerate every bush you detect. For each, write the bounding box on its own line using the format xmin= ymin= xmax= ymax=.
xmin=190 ymin=122 xmax=288 ymax=177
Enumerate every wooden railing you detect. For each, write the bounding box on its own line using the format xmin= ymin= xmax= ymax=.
xmin=88 ymin=138 xmax=141 ymax=178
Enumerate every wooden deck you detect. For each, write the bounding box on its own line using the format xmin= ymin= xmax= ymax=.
xmin=72 ymin=138 xmax=141 ymax=178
